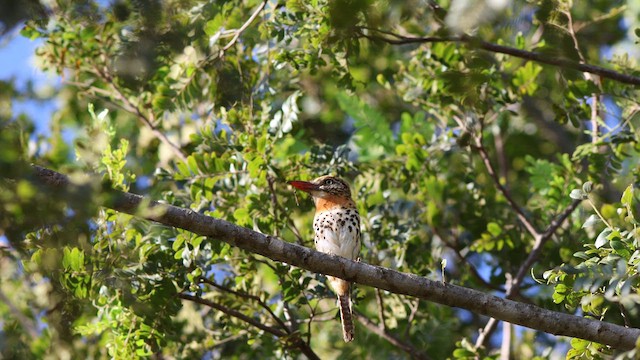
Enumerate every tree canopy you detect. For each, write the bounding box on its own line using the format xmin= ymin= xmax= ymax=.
xmin=2 ymin=0 xmax=640 ymax=359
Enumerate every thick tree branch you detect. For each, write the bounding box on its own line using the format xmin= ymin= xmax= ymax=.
xmin=17 ymin=165 xmax=640 ymax=350
xmin=355 ymin=27 xmax=640 ymax=86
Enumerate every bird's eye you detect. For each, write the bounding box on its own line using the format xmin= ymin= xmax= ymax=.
xmin=324 ymin=179 xmax=335 ymax=186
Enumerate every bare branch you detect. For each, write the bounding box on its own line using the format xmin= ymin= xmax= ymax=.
xmin=221 ymin=0 xmax=268 ymax=53
xmin=17 ymin=165 xmax=640 ymax=351
xmin=179 ymin=293 xmax=320 ymax=360
xmin=510 ymin=200 xmax=581 ymax=293
xmin=199 ymin=276 xmax=290 ymax=333
xmin=473 ymin=138 xmax=540 ymax=238
xmin=87 ymin=66 xmax=188 ymax=162
xmin=404 ymin=298 xmax=420 ymax=338
xmin=355 ymin=27 xmax=640 ymax=86
xmin=178 ymin=293 xmax=286 ymax=337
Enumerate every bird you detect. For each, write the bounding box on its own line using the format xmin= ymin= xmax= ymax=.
xmin=288 ymin=175 xmax=361 ymax=342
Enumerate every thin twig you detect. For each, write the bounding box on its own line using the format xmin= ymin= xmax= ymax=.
xmin=511 ymin=199 xmax=581 ymax=292
xmin=375 ymin=288 xmax=387 ymax=330
xmin=89 ymin=66 xmax=187 ymax=162
xmin=221 ymin=0 xmax=268 ymax=53
xmin=436 ymin=228 xmax=505 ymax=292
xmin=404 ymin=299 xmax=420 ymax=338
xmin=178 ymin=293 xmax=286 ymax=337
xmin=563 ymin=9 xmax=602 ymax=144
xmin=354 ymin=27 xmax=640 ymax=86
xmin=200 ymin=276 xmax=290 ymax=332
xmin=473 ymin=138 xmax=540 ymax=238
xmin=476 ymin=200 xmax=581 ymax=349
xmin=179 ymin=293 xmax=320 ymax=360
xmin=474 ymin=317 xmax=498 ymax=349
xmin=354 ymin=311 xmax=431 ymax=360
xmin=619 ymin=302 xmax=631 ymax=328
xmin=267 ymin=175 xmax=281 ymax=238
xmin=0 ymin=288 xmax=38 ymax=338
xmin=179 ymin=0 xmax=269 ymax=93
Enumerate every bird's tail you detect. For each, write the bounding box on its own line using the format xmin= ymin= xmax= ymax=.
xmin=338 ymin=294 xmax=354 ymax=342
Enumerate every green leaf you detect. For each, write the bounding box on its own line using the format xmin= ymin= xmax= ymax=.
xmin=204 ymin=16 xmax=224 ymax=37
xmin=611 ymin=241 xmax=630 ymax=258
xmin=487 ymin=222 xmax=502 ymax=237
xmin=336 ymin=91 xmax=393 ymax=160
xmin=570 ymin=337 xmax=590 ymax=350
xmin=234 ymin=208 xmax=251 ymax=227
xmin=187 ymin=155 xmax=199 ymax=174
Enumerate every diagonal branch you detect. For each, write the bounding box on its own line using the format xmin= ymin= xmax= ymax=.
xmin=354 ymin=311 xmax=431 ymax=360
xmin=199 ymin=276 xmax=290 ymax=333
xmin=179 ymin=293 xmax=286 ymax=337
xmin=510 ymin=199 xmax=581 ymax=294
xmin=15 ymin=165 xmax=640 ymax=351
xmin=220 ymin=0 xmax=268 ymax=53
xmin=355 ymin=27 xmax=640 ymax=86
xmin=475 ymin=199 xmax=582 ymax=349
xmin=180 ymin=0 xmax=269 ymax=93
xmin=179 ymin=293 xmax=320 ymax=360
xmin=0 ymin=288 xmax=38 ymax=338
xmin=90 ymin=66 xmax=188 ymax=162
xmin=473 ymin=138 xmax=540 ymax=238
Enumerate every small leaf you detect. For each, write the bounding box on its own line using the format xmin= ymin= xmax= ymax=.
xmin=582 ymin=181 xmax=593 ymax=194
xmin=570 ymin=189 xmax=586 ymax=200
xmin=611 ymin=241 xmax=630 ymax=258
xmin=595 ymin=228 xmax=611 ymax=248
xmin=582 ymin=214 xmax=601 ymax=228
xmin=487 ymin=222 xmax=502 ymax=237
xmin=570 ymin=337 xmax=590 ymax=350
xmin=622 ymin=184 xmax=633 ymax=206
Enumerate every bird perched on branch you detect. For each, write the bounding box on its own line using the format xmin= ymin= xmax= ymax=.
xmin=288 ymin=175 xmax=361 ymax=342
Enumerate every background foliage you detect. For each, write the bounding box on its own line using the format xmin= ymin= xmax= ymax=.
xmin=2 ymin=0 xmax=640 ymax=358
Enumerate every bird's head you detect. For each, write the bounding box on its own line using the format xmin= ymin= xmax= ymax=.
xmin=288 ymin=175 xmax=352 ymax=200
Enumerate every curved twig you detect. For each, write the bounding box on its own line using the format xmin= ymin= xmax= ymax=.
xmin=355 ymin=27 xmax=640 ymax=86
